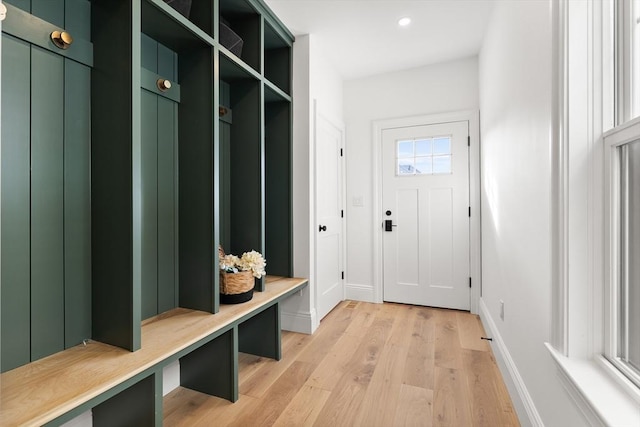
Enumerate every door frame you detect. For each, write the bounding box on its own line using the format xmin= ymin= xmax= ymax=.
xmin=372 ymin=110 xmax=481 ymax=314
xmin=313 ymin=100 xmax=347 ymax=319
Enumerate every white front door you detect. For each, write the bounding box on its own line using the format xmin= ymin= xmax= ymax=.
xmin=382 ymin=121 xmax=470 ymax=310
xmin=315 ymin=110 xmax=344 ymax=320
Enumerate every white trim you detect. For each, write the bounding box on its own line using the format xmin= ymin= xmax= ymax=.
xmin=479 ymin=299 xmax=544 ymax=427
xmin=546 ymin=344 xmax=640 ymax=427
xmin=281 ymin=308 xmax=317 ymax=334
xmin=551 ymin=0 xmax=570 ymax=355
xmin=372 ymin=110 xmax=481 ymax=313
xmin=344 ymin=283 xmax=376 ymax=303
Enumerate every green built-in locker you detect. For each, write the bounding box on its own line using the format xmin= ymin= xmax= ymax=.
xmin=140 ymin=34 xmax=180 ymax=320
xmin=1 ymin=0 xmax=92 ymax=372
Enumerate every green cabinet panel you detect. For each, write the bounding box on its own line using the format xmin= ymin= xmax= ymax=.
xmin=30 ymin=45 xmax=65 ymax=361
xmin=93 ymin=374 xmax=157 ymax=427
xmin=157 ymin=96 xmax=178 ymax=313
xmin=265 ymin=100 xmax=292 ymax=276
xmin=220 ymin=121 xmax=232 ymax=251
xmin=1 ymin=34 xmax=32 ymax=372
xmin=31 ymin=0 xmax=64 ymax=27
xmin=228 ymin=80 xmax=262 ymax=255
xmin=238 ymin=303 xmax=280 ymax=359
xmin=64 ymin=58 xmax=92 ymax=348
xmin=65 ymin=0 xmax=91 ymax=40
xmin=141 ymin=33 xmax=157 ymax=71
xmin=4 ymin=0 xmax=31 ymax=14
xmin=180 ymin=328 xmax=237 ymax=402
xmin=91 ymin=0 xmax=141 ymax=351
xmin=1 ymin=3 xmax=93 ymax=371
xmin=141 ymin=89 xmax=160 ymax=320
xmin=140 ymin=35 xmax=179 ymax=319
xmin=157 ymin=42 xmax=177 ymax=79
xmin=177 ymin=47 xmax=215 ymax=312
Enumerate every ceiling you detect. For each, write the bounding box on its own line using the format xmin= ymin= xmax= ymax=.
xmin=264 ymin=0 xmax=495 ymax=81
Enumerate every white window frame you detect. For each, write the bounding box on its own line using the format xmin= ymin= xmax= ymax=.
xmin=548 ymin=0 xmax=640 ymax=425
xmin=603 ymin=117 xmax=640 ymax=389
xmin=616 ymin=0 xmax=640 ymax=122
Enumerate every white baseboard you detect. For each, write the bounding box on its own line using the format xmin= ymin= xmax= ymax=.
xmin=281 ymin=308 xmax=317 ymax=334
xmin=478 ymin=299 xmax=544 ymax=427
xmin=345 ymin=283 xmax=376 ymax=302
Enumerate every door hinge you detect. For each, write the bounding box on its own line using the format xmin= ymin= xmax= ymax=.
xmin=340 ymin=148 xmax=343 ymax=157
xmin=468 ymin=206 xmax=471 ymax=217
xmin=341 ymin=271 xmax=345 ymax=280
xmin=467 ymin=136 xmax=470 ymax=146
xmin=341 ymin=210 xmax=344 ymax=218
xmin=469 ymin=277 xmax=472 ymax=288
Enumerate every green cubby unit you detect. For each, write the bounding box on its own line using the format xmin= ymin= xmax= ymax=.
xmin=219 ymin=53 xmax=265 ymax=291
xmin=264 ymin=86 xmax=293 ymax=277
xmin=264 ymin=20 xmax=292 ymax=94
xmin=219 ymin=0 xmax=261 ymax=73
xmin=140 ymin=5 xmax=217 ymax=316
xmin=2 ymin=6 xmax=296 ymax=424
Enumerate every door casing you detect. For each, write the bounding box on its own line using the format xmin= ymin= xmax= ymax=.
xmin=372 ymin=110 xmax=481 ymax=314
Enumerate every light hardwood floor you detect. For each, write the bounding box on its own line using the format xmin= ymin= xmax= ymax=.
xmin=164 ymin=301 xmax=520 ymax=426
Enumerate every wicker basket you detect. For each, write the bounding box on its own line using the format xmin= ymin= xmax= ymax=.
xmin=220 ymin=270 xmax=254 ymax=304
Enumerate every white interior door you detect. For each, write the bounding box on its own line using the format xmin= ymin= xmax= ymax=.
xmin=315 ymin=109 xmax=344 ymax=320
xmin=382 ymin=121 xmax=470 ymax=310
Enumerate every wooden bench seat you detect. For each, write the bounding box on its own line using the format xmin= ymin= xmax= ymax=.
xmin=0 ymin=276 xmax=307 ymax=427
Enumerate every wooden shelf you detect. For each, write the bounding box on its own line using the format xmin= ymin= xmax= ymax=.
xmin=0 ymin=277 xmax=307 ymax=427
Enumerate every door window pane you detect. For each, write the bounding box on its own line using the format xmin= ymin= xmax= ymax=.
xmin=433 ymin=155 xmax=452 ymax=174
xmin=397 ymin=140 xmax=414 ymax=158
xmin=398 ymin=158 xmax=414 ymax=175
xmin=415 ymin=157 xmax=432 ymax=174
xmin=415 ymin=139 xmax=432 ymax=156
xmin=433 ymin=137 xmax=451 ymax=155
xmin=396 ymin=136 xmax=452 ymax=176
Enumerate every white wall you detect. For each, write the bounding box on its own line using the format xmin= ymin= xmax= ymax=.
xmin=282 ymin=34 xmax=344 ymax=333
xmin=343 ymin=57 xmax=479 ymax=301
xmin=478 ymin=1 xmax=586 ymax=426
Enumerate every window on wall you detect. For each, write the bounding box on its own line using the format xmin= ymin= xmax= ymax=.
xmin=632 ymin=0 xmax=640 ymax=118
xmin=605 ymin=121 xmax=640 ymax=389
xmin=618 ymin=0 xmax=640 ymax=121
xmin=605 ymin=0 xmax=640 ymax=390
xmin=396 ymin=136 xmax=452 ymax=176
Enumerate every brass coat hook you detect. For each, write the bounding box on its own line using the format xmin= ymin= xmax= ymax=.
xmin=51 ymin=30 xmax=73 ymax=49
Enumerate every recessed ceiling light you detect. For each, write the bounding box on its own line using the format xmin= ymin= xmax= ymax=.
xmin=398 ymin=17 xmax=411 ymax=27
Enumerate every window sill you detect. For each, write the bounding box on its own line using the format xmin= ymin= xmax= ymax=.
xmin=545 ymin=343 xmax=640 ymax=427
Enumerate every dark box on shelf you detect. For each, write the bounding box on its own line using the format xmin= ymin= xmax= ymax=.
xmin=163 ymin=0 xmax=192 ymax=18
xmin=220 ymin=22 xmax=244 ymax=57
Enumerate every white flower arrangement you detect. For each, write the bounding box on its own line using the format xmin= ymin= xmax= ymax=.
xmin=219 ymin=250 xmax=266 ymax=279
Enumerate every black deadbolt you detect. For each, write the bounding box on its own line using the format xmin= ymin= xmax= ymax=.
xmin=385 ymin=210 xmax=392 ymax=216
